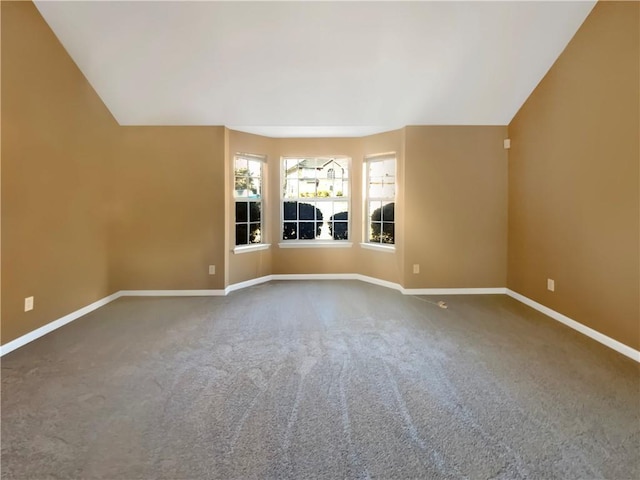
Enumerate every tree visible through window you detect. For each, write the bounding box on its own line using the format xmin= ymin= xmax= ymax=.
xmin=282 ymin=157 xmax=350 ymax=241
xmin=234 ymin=154 xmax=265 ymax=246
xmin=365 ymin=154 xmax=396 ymax=245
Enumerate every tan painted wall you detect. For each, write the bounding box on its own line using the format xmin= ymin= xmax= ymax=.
xmin=226 ymin=130 xmax=276 ymax=286
xmin=225 ymin=131 xmax=408 ymax=285
xmin=1 ymin=1 xmax=119 ymax=343
xmin=271 ymin=137 xmax=363 ymax=275
xmin=404 ymin=126 xmax=508 ymax=289
xmin=110 ymin=127 xmax=226 ymax=291
xmin=507 ymin=1 xmax=640 ymax=349
xmin=225 ymin=128 xmax=506 ymax=289
xmin=11 ymin=0 xmax=633 ymax=355
xmin=360 ymin=129 xmax=405 ymax=285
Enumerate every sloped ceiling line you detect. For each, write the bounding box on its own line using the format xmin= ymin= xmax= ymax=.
xmin=34 ymin=0 xmax=596 ymax=137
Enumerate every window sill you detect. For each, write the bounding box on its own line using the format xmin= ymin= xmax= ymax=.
xmin=233 ymin=244 xmax=271 ymax=254
xmin=360 ymin=242 xmax=396 ymax=253
xmin=278 ymin=241 xmax=353 ymax=249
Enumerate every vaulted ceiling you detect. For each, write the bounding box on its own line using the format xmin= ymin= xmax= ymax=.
xmin=34 ymin=0 xmax=596 ymax=137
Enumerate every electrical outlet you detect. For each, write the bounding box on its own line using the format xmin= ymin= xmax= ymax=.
xmin=547 ymin=278 xmax=555 ymax=292
xmin=24 ymin=296 xmax=34 ymax=312
xmin=413 ymin=264 xmax=420 ymax=274
xmin=208 ymin=265 xmax=216 ymax=275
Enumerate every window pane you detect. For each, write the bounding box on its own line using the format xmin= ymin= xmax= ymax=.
xmin=334 ymin=158 xmax=349 ymax=177
xmin=369 ymin=201 xmax=382 ymax=221
xmin=248 ymin=160 xmax=261 ymax=178
xmin=236 ymin=224 xmax=248 ymax=245
xmin=317 ymin=184 xmax=331 ymax=198
xmin=284 ymin=158 xmax=298 ymax=172
xmin=380 ymin=177 xmax=395 ymax=198
xmin=370 ymin=222 xmax=382 ymax=243
xmin=333 ymin=201 xmax=347 ymax=216
xmin=249 ymin=223 xmax=261 ymax=244
xmin=235 ymin=202 xmax=248 ymax=223
xmin=331 ymin=222 xmax=349 ymax=240
xmin=381 ymin=202 xmax=395 ymax=222
xmin=284 ymin=201 xmax=297 ymax=220
xmin=250 ymin=202 xmax=261 ymax=222
xmin=235 ymin=177 xmax=248 ymax=197
xmin=283 ymin=222 xmax=297 ymax=240
xmin=234 ymin=157 xmax=248 ymax=175
xmin=299 ymin=222 xmax=317 ymax=239
xmin=331 ymin=204 xmax=348 ymax=222
xmin=381 ymin=159 xmax=395 ymax=176
xmin=382 ymin=222 xmax=395 ymax=244
xmin=247 ymin=177 xmax=261 ymax=198
xmin=369 ymin=161 xmax=385 ymax=177
xmin=299 ymin=202 xmax=316 ymax=220
xmin=369 ymin=177 xmax=383 ymax=197
xmin=300 ymin=180 xmax=317 ymax=198
xmin=338 ymin=181 xmax=348 ymax=197
xmin=284 ymin=178 xmax=298 ymax=199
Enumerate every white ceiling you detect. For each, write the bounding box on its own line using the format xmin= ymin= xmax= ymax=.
xmin=34 ymin=0 xmax=596 ymax=137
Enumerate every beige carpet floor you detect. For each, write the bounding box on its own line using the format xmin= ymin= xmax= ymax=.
xmin=1 ymin=280 xmax=639 ymax=479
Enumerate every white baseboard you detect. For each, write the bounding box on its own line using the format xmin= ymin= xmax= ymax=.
xmin=271 ymin=273 xmax=359 ymax=281
xmin=506 ymin=289 xmax=640 ymax=363
xmin=0 ymin=289 xmax=226 ymax=356
xmin=225 ymin=275 xmax=273 ymax=294
xmin=267 ymin=273 xmax=404 ymax=292
xmin=4 ymin=279 xmax=637 ymax=364
xmin=357 ymin=275 xmax=404 ymax=292
xmin=0 ymin=291 xmax=122 ymax=356
xmin=119 ymin=289 xmax=226 ymax=297
xmin=403 ymin=287 xmax=507 ymax=295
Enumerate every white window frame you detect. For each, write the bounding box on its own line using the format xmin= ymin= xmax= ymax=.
xmin=233 ymin=153 xmax=268 ymax=253
xmin=279 ymin=156 xmax=353 ymax=248
xmin=363 ymin=153 xmax=397 ymax=251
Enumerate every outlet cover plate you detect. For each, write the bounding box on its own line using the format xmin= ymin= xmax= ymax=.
xmin=24 ymin=296 xmax=34 ymax=312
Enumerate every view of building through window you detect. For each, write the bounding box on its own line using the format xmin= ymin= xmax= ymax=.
xmin=234 ymin=154 xmax=264 ymax=246
xmin=365 ymin=154 xmax=396 ymax=245
xmin=282 ymin=157 xmax=350 ymax=240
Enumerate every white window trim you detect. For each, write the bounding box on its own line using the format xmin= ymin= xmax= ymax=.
xmin=234 ymin=153 xmax=266 ymax=247
xmin=233 ymin=244 xmax=271 ymax=254
xmin=360 ymin=242 xmax=395 ymax=253
xmin=278 ymin=241 xmax=353 ymax=249
xmin=364 ymin=153 xmax=397 ymax=246
xmin=280 ymin=156 xmax=352 ymax=243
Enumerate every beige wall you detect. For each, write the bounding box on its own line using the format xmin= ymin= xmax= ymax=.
xmin=226 ymin=130 xmax=276 ymax=286
xmin=404 ymin=126 xmax=508 ymax=289
xmin=360 ymin=129 xmax=405 ymax=285
xmin=508 ymin=1 xmax=640 ymax=349
xmin=225 ymin=131 xmax=407 ymax=285
xmin=271 ymin=137 xmax=363 ymax=276
xmin=111 ymin=127 xmax=226 ymax=291
xmin=225 ymin=127 xmax=506 ymax=290
xmin=1 ymin=1 xmax=119 ymax=343
xmin=6 ymin=0 xmax=635 ymax=356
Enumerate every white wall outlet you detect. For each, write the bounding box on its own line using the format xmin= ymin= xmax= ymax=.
xmin=547 ymin=278 xmax=555 ymax=292
xmin=413 ymin=264 xmax=420 ymax=274
xmin=24 ymin=296 xmax=34 ymax=312
xmin=504 ymin=138 xmax=511 ymax=149
xmin=208 ymin=265 xmax=216 ymax=275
